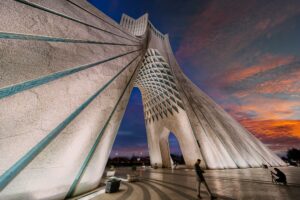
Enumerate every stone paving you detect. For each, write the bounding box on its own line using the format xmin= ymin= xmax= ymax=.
xmin=79 ymin=166 xmax=300 ymax=200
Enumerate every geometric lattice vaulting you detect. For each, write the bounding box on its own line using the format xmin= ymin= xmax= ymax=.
xmin=135 ymin=49 xmax=184 ymax=124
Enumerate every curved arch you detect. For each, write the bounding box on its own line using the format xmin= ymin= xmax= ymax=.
xmin=159 ymin=131 xmax=186 ymax=168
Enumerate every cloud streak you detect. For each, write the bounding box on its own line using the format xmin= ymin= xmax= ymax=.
xmin=175 ymin=0 xmax=300 ymax=154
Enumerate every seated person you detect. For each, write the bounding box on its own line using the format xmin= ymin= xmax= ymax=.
xmin=271 ymin=168 xmax=287 ymax=185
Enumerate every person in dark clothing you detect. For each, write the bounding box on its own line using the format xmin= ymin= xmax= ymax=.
xmin=194 ymin=159 xmax=217 ymax=199
xmin=271 ymin=168 xmax=287 ymax=185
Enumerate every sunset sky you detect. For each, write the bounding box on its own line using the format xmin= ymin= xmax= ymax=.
xmin=88 ymin=0 xmax=300 ymax=157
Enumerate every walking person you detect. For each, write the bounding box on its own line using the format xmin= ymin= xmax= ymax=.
xmin=195 ymin=159 xmax=217 ymax=199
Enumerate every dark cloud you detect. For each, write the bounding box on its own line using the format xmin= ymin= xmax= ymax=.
xmin=224 ymin=60 xmax=300 ymax=93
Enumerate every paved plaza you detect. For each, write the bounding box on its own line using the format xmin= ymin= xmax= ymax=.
xmin=76 ymin=166 xmax=300 ymax=200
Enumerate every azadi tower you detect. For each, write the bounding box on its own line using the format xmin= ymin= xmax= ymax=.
xmin=0 ymin=0 xmax=285 ymax=199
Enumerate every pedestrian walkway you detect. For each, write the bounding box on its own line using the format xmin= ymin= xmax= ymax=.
xmin=78 ymin=167 xmax=300 ymax=200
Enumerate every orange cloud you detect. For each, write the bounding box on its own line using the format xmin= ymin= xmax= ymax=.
xmin=226 ymin=96 xmax=299 ymax=120
xmin=241 ymin=119 xmax=300 ymax=138
xmin=239 ymin=119 xmax=300 ymax=152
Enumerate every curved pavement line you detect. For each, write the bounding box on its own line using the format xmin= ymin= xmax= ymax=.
xmin=143 ymin=179 xmax=198 ymax=200
xmin=140 ymin=181 xmax=172 ymax=200
xmin=115 ymin=182 xmax=134 ymax=200
xmin=142 ymin=177 xmax=196 ymax=191
xmin=134 ymin=182 xmax=151 ymax=200
xmin=142 ymin=178 xmax=237 ymax=200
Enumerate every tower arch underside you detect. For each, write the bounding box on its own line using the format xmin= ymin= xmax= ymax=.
xmin=134 ymin=49 xmax=203 ymax=168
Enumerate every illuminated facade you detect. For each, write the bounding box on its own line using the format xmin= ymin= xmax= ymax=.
xmin=0 ymin=0 xmax=285 ymax=199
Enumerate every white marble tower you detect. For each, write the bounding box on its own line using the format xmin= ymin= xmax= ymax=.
xmin=0 ymin=1 xmax=285 ymax=199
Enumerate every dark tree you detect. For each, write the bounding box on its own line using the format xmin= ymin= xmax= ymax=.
xmin=287 ymin=148 xmax=300 ymax=161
